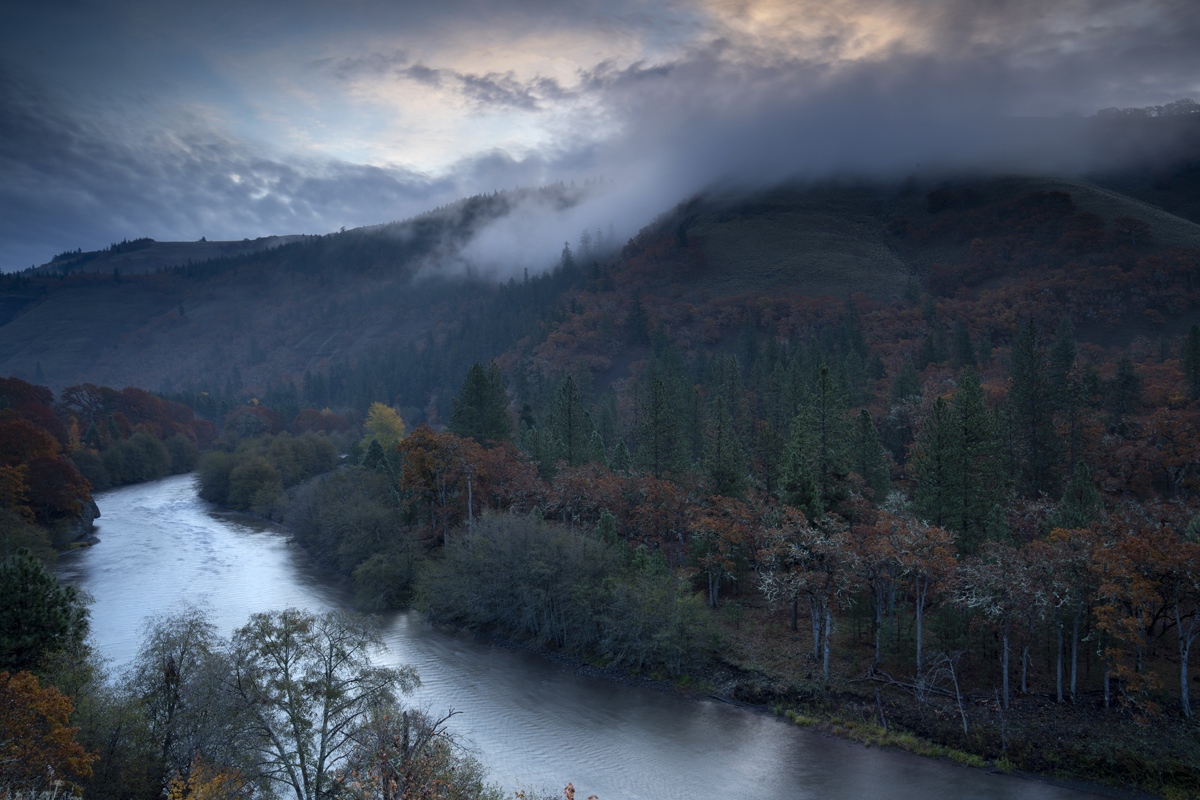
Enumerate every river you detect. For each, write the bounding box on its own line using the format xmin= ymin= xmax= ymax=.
xmin=56 ymin=474 xmax=1113 ymax=800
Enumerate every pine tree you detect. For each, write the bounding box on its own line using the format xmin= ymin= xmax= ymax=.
xmin=953 ymin=367 xmax=1003 ymax=551
xmin=610 ymin=438 xmax=633 ymax=473
xmin=910 ymin=396 xmax=964 ymax=530
xmin=0 ymin=548 xmax=89 ymax=674
xmin=952 ymin=320 xmax=975 ymax=368
xmin=705 ymin=396 xmax=746 ymax=497
xmin=360 ymin=438 xmax=391 ymax=474
xmin=544 ymin=375 xmax=599 ymax=467
xmin=1007 ymin=320 xmax=1060 ymax=496
xmin=811 ymin=363 xmax=848 ymax=499
xmin=1183 ymin=324 xmax=1200 ymax=399
xmin=634 ymin=378 xmax=686 ymax=476
xmin=1105 ymin=352 xmax=1142 ymax=428
xmin=890 ymin=359 xmax=922 ymax=404
xmin=449 ymin=361 xmax=512 ymax=444
xmin=1049 ymin=317 xmax=1077 ymax=402
xmin=782 ymin=407 xmax=822 ymax=518
xmin=1047 ymin=461 xmax=1103 ymax=530
xmin=626 ymin=290 xmax=650 ymax=346
xmin=851 ymin=409 xmax=890 ymax=501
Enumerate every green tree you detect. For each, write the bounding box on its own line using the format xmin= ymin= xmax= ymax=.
xmin=230 ymin=609 xmax=419 ymax=800
xmin=850 ymin=409 xmax=890 ymax=502
xmin=544 ymin=375 xmax=598 ymax=467
xmin=890 ymin=359 xmax=922 ymax=404
xmin=0 ymin=548 xmax=89 ymax=674
xmin=626 ymin=290 xmax=650 ymax=346
xmin=610 ymin=438 xmax=633 ymax=473
xmin=704 ymin=397 xmax=746 ymax=497
xmin=1007 ymin=320 xmax=1059 ymax=496
xmin=1047 ymin=461 xmax=1103 ymax=530
xmin=449 ymin=361 xmax=512 ymax=445
xmin=953 ymin=367 xmax=1003 ymax=550
xmin=910 ymin=397 xmax=964 ymax=530
xmin=782 ymin=408 xmax=822 ymax=518
xmin=1105 ymin=352 xmax=1142 ymax=428
xmin=1183 ymin=324 xmax=1200 ymax=399
xmin=1049 ymin=317 xmax=1077 ymax=408
xmin=634 ymin=378 xmax=686 ymax=476
xmin=952 ymin=320 xmax=975 ymax=368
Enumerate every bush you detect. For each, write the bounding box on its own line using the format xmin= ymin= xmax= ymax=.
xmin=198 ymin=432 xmax=338 ymax=513
xmin=164 ymin=433 xmax=199 ymax=473
xmin=420 ymin=515 xmax=715 ymax=676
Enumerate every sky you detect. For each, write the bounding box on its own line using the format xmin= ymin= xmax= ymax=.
xmin=1 ymin=0 xmax=1198 ymax=272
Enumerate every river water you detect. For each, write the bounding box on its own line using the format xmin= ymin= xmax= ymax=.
xmin=56 ymin=474 xmax=1111 ymax=800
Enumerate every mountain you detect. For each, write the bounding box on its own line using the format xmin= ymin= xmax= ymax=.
xmin=1 ymin=170 xmax=1198 ymax=428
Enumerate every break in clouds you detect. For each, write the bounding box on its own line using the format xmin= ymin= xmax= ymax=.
xmin=1 ymin=0 xmax=1197 ymax=273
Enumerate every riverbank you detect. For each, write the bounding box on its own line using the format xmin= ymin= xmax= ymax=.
xmin=431 ymin=597 xmax=1193 ymax=800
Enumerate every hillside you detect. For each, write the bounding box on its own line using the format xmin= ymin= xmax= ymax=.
xmin=1 ymin=172 xmax=1198 ymax=426
xmin=36 ymin=236 xmax=307 ymax=276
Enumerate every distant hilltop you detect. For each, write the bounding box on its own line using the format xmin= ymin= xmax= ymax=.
xmin=33 ymin=235 xmax=308 ymax=276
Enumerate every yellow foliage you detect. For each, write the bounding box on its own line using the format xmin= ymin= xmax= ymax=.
xmin=362 ymin=402 xmax=406 ymax=451
xmin=166 ymin=755 xmax=249 ymax=800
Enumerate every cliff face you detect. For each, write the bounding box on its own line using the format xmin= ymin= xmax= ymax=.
xmin=69 ymin=498 xmax=101 ymax=543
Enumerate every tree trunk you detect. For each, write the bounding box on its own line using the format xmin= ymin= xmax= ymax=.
xmin=1002 ymin=617 xmax=1010 ymax=709
xmin=1071 ymin=599 xmax=1081 ymax=701
xmin=823 ymin=606 xmax=832 ymax=682
xmin=791 ymin=597 xmax=798 ymax=632
xmin=1056 ymin=621 xmax=1063 ymax=703
xmin=915 ymin=578 xmax=926 ymax=674
xmin=1176 ymin=596 xmax=1193 ymax=719
xmin=809 ymin=596 xmax=822 ymax=662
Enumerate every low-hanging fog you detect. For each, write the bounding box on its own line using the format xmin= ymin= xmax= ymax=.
xmin=1 ymin=0 xmax=1197 ymax=274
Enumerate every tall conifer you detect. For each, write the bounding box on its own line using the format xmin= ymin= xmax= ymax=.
xmin=705 ymin=396 xmax=747 ymax=497
xmin=911 ymin=396 xmax=964 ymax=529
xmin=851 ymin=409 xmax=890 ymax=501
xmin=1007 ymin=320 xmax=1059 ymax=496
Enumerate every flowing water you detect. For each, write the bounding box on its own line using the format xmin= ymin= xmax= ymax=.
xmin=56 ymin=474 xmax=1113 ymax=800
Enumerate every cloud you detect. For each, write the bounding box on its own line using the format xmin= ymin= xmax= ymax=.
xmin=1 ymin=0 xmax=1198 ymax=272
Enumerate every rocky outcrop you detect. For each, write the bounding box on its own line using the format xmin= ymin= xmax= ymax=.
xmin=69 ymin=498 xmax=101 ymax=543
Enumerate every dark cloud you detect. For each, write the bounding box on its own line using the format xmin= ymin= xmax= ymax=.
xmin=2 ymin=0 xmax=1198 ymax=272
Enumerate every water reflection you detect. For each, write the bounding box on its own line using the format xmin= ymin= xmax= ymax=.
xmin=58 ymin=474 xmax=1109 ymax=800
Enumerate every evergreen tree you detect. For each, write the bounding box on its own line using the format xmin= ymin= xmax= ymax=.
xmin=594 ymin=389 xmax=619 ymax=450
xmin=0 ymin=548 xmax=89 ymax=674
xmin=910 ymin=396 xmax=964 ymax=530
xmin=1049 ymin=317 xmax=1077 ymax=407
xmin=544 ymin=375 xmax=598 ymax=467
xmin=1183 ymin=324 xmax=1200 ymax=399
xmin=851 ymin=409 xmax=890 ymax=501
xmin=626 ymin=290 xmax=650 ymax=346
xmin=520 ymin=426 xmax=558 ymax=480
xmin=739 ymin=315 xmax=759 ymax=380
xmin=867 ymin=351 xmax=887 ymax=382
xmin=1007 ymin=320 xmax=1060 ymax=496
xmin=586 ymin=431 xmax=608 ymax=468
xmin=705 ymin=396 xmax=747 ymax=497
xmin=449 ymin=361 xmax=512 ymax=444
xmin=634 ymin=378 xmax=686 ymax=476
xmin=952 ymin=320 xmax=975 ymax=368
xmin=610 ymin=438 xmax=633 ymax=473
xmin=890 ymin=358 xmax=922 ymax=404
xmin=782 ymin=407 xmax=822 ymax=518
xmin=839 ymin=299 xmax=869 ymax=361
xmin=752 ymin=419 xmax=785 ymax=497
xmin=1047 ymin=461 xmax=1103 ymax=530
xmin=953 ymin=367 xmax=1003 ymax=550
xmin=1105 ymin=352 xmax=1142 ymax=428
xmin=810 ymin=363 xmax=848 ymax=500
xmin=360 ymin=438 xmax=391 ymax=474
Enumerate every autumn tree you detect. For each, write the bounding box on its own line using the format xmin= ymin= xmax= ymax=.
xmin=0 ymin=670 xmax=97 ymax=796
xmin=362 ymin=403 xmax=406 ymax=452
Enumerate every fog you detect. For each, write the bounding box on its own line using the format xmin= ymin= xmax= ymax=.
xmin=1 ymin=0 xmax=1197 ymax=273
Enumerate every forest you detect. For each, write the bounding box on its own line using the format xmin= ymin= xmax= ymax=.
xmin=4 ymin=178 xmax=1200 ymax=798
